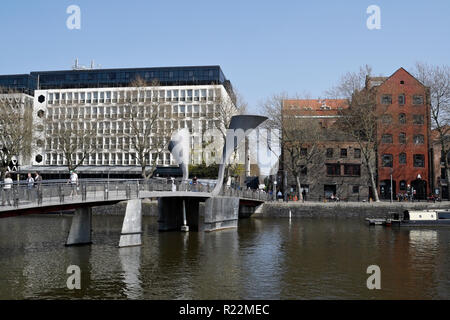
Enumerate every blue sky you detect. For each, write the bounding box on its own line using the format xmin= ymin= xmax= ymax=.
xmin=0 ymin=0 xmax=448 ymax=112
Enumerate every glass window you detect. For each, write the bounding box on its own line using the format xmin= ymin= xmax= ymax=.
xmin=326 ymin=164 xmax=341 ymax=176
xmin=414 ymin=134 xmax=424 ymax=144
xmin=354 ymin=148 xmax=361 ymax=159
xmin=340 ymin=149 xmax=347 ymax=158
xmin=399 ymin=113 xmax=406 ymax=124
xmin=413 ymin=115 xmax=424 ymax=125
xmin=399 ymin=153 xmax=406 ymax=164
xmin=381 ymin=95 xmax=392 ymax=104
xmin=398 ymin=94 xmax=405 ymax=105
xmin=413 ymin=95 xmax=424 ymax=105
xmin=382 ymin=134 xmax=393 ymax=144
xmin=326 ymin=148 xmax=333 ymax=158
xmin=344 ymin=164 xmax=361 ymax=176
xmin=300 ymin=148 xmax=307 ymax=156
xmin=382 ymin=154 xmax=393 ymax=167
xmin=414 ymin=154 xmax=425 ymax=167
xmin=352 ymin=186 xmax=359 ymax=194
xmin=381 ymin=114 xmax=392 ymax=124
xmin=400 ymin=180 xmax=407 ymax=191
xmin=399 ymin=132 xmax=406 ymax=144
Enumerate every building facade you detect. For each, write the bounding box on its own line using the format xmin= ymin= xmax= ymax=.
xmin=430 ymin=128 xmax=450 ymax=199
xmin=282 ymin=99 xmax=373 ymax=201
xmin=0 ymin=66 xmax=238 ymax=178
xmin=368 ymin=68 xmax=431 ymax=200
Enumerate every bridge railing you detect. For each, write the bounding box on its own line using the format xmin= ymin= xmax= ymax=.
xmin=0 ymin=179 xmax=267 ymax=210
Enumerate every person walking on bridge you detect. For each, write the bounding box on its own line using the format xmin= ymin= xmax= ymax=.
xmin=26 ymin=173 xmax=34 ymax=201
xmin=68 ymin=170 xmax=79 ymax=197
xmin=2 ymin=173 xmax=13 ymax=206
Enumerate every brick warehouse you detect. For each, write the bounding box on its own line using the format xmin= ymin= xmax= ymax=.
xmin=368 ymin=68 xmax=431 ymax=200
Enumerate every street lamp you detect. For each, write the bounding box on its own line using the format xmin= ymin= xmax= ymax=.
xmin=390 ymin=167 xmax=393 ymax=203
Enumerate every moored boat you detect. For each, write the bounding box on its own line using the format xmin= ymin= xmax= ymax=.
xmin=367 ymin=209 xmax=450 ymax=227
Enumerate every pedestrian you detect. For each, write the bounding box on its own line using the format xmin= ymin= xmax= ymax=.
xmin=34 ymin=172 xmax=42 ymax=188
xmin=2 ymin=173 xmax=13 ymax=206
xmin=302 ymin=189 xmax=307 ymax=202
xmin=277 ymin=190 xmax=282 ymax=201
xmin=26 ymin=173 xmax=34 ymax=201
xmin=68 ymin=170 xmax=79 ymax=197
xmin=34 ymin=172 xmax=43 ymax=203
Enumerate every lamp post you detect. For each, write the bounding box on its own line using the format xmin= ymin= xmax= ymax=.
xmin=390 ymin=167 xmax=393 ymax=203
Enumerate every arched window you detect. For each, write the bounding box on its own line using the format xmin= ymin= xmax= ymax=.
xmin=399 ymin=113 xmax=406 ymax=124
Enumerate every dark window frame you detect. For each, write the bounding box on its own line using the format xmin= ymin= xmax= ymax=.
xmin=413 ymin=154 xmax=425 ymax=168
xmin=381 ymin=95 xmax=392 ymax=105
xmin=326 ymin=164 xmax=341 ymax=176
xmin=382 ymin=154 xmax=393 ymax=167
xmin=399 ymin=153 xmax=407 ymax=164
xmin=413 ymin=95 xmax=424 ymax=105
xmin=326 ymin=148 xmax=333 ymax=158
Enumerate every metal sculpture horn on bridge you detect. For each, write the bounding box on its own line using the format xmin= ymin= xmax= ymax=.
xmin=212 ymin=115 xmax=268 ymax=196
xmin=168 ymin=128 xmax=190 ymax=181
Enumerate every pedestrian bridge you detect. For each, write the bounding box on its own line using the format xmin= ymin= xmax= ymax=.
xmin=0 ymin=179 xmax=268 ymax=247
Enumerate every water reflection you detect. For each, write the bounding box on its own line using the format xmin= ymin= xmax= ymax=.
xmin=119 ymin=247 xmax=142 ymax=299
xmin=0 ymin=216 xmax=449 ymax=299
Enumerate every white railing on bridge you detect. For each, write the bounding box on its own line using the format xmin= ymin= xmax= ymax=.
xmin=0 ymin=179 xmax=269 ymax=210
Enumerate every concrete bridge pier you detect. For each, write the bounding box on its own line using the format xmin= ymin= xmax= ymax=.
xmin=158 ymin=196 xmax=241 ymax=232
xmin=66 ymin=207 xmax=92 ymax=246
xmin=119 ymin=199 xmax=143 ymax=248
xmin=200 ymin=197 xmax=240 ymax=232
xmin=239 ymin=203 xmax=264 ymax=218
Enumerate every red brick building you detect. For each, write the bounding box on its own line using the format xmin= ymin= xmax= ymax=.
xmin=368 ymin=68 xmax=431 ymax=200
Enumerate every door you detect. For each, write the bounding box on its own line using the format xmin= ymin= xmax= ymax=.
xmin=411 ymin=179 xmax=427 ymax=200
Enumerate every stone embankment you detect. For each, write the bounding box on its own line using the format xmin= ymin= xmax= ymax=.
xmin=255 ymin=201 xmax=450 ymax=219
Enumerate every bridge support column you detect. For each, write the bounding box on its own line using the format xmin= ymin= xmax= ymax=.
xmin=119 ymin=199 xmax=142 ymax=248
xmin=181 ymin=199 xmax=189 ymax=232
xmin=66 ymin=207 xmax=92 ymax=246
xmin=200 ymin=197 xmax=240 ymax=232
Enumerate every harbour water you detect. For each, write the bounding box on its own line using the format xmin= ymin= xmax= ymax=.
xmin=0 ymin=214 xmax=449 ymax=299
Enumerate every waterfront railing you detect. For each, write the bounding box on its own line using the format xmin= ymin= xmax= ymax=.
xmin=0 ymin=179 xmax=268 ymax=210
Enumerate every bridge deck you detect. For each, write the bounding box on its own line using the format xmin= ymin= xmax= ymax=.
xmin=0 ymin=180 xmax=267 ymax=217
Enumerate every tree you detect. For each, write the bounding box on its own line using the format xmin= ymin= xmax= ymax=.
xmin=336 ymin=88 xmax=380 ymax=201
xmin=0 ymin=90 xmax=33 ymax=178
xmin=47 ymin=105 xmax=97 ymax=172
xmin=412 ymin=62 xmax=450 ymax=198
xmin=282 ymin=108 xmax=324 ymax=201
xmin=260 ymin=92 xmax=288 ymax=196
xmin=329 ymin=65 xmax=392 ymax=202
xmin=126 ymin=77 xmax=172 ymax=179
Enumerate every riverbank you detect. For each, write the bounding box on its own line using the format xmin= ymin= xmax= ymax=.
xmin=89 ymin=199 xmax=450 ymax=220
xmin=254 ymin=201 xmax=450 ymax=219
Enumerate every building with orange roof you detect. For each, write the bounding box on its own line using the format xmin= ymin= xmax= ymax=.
xmin=281 ymin=98 xmax=373 ymax=201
